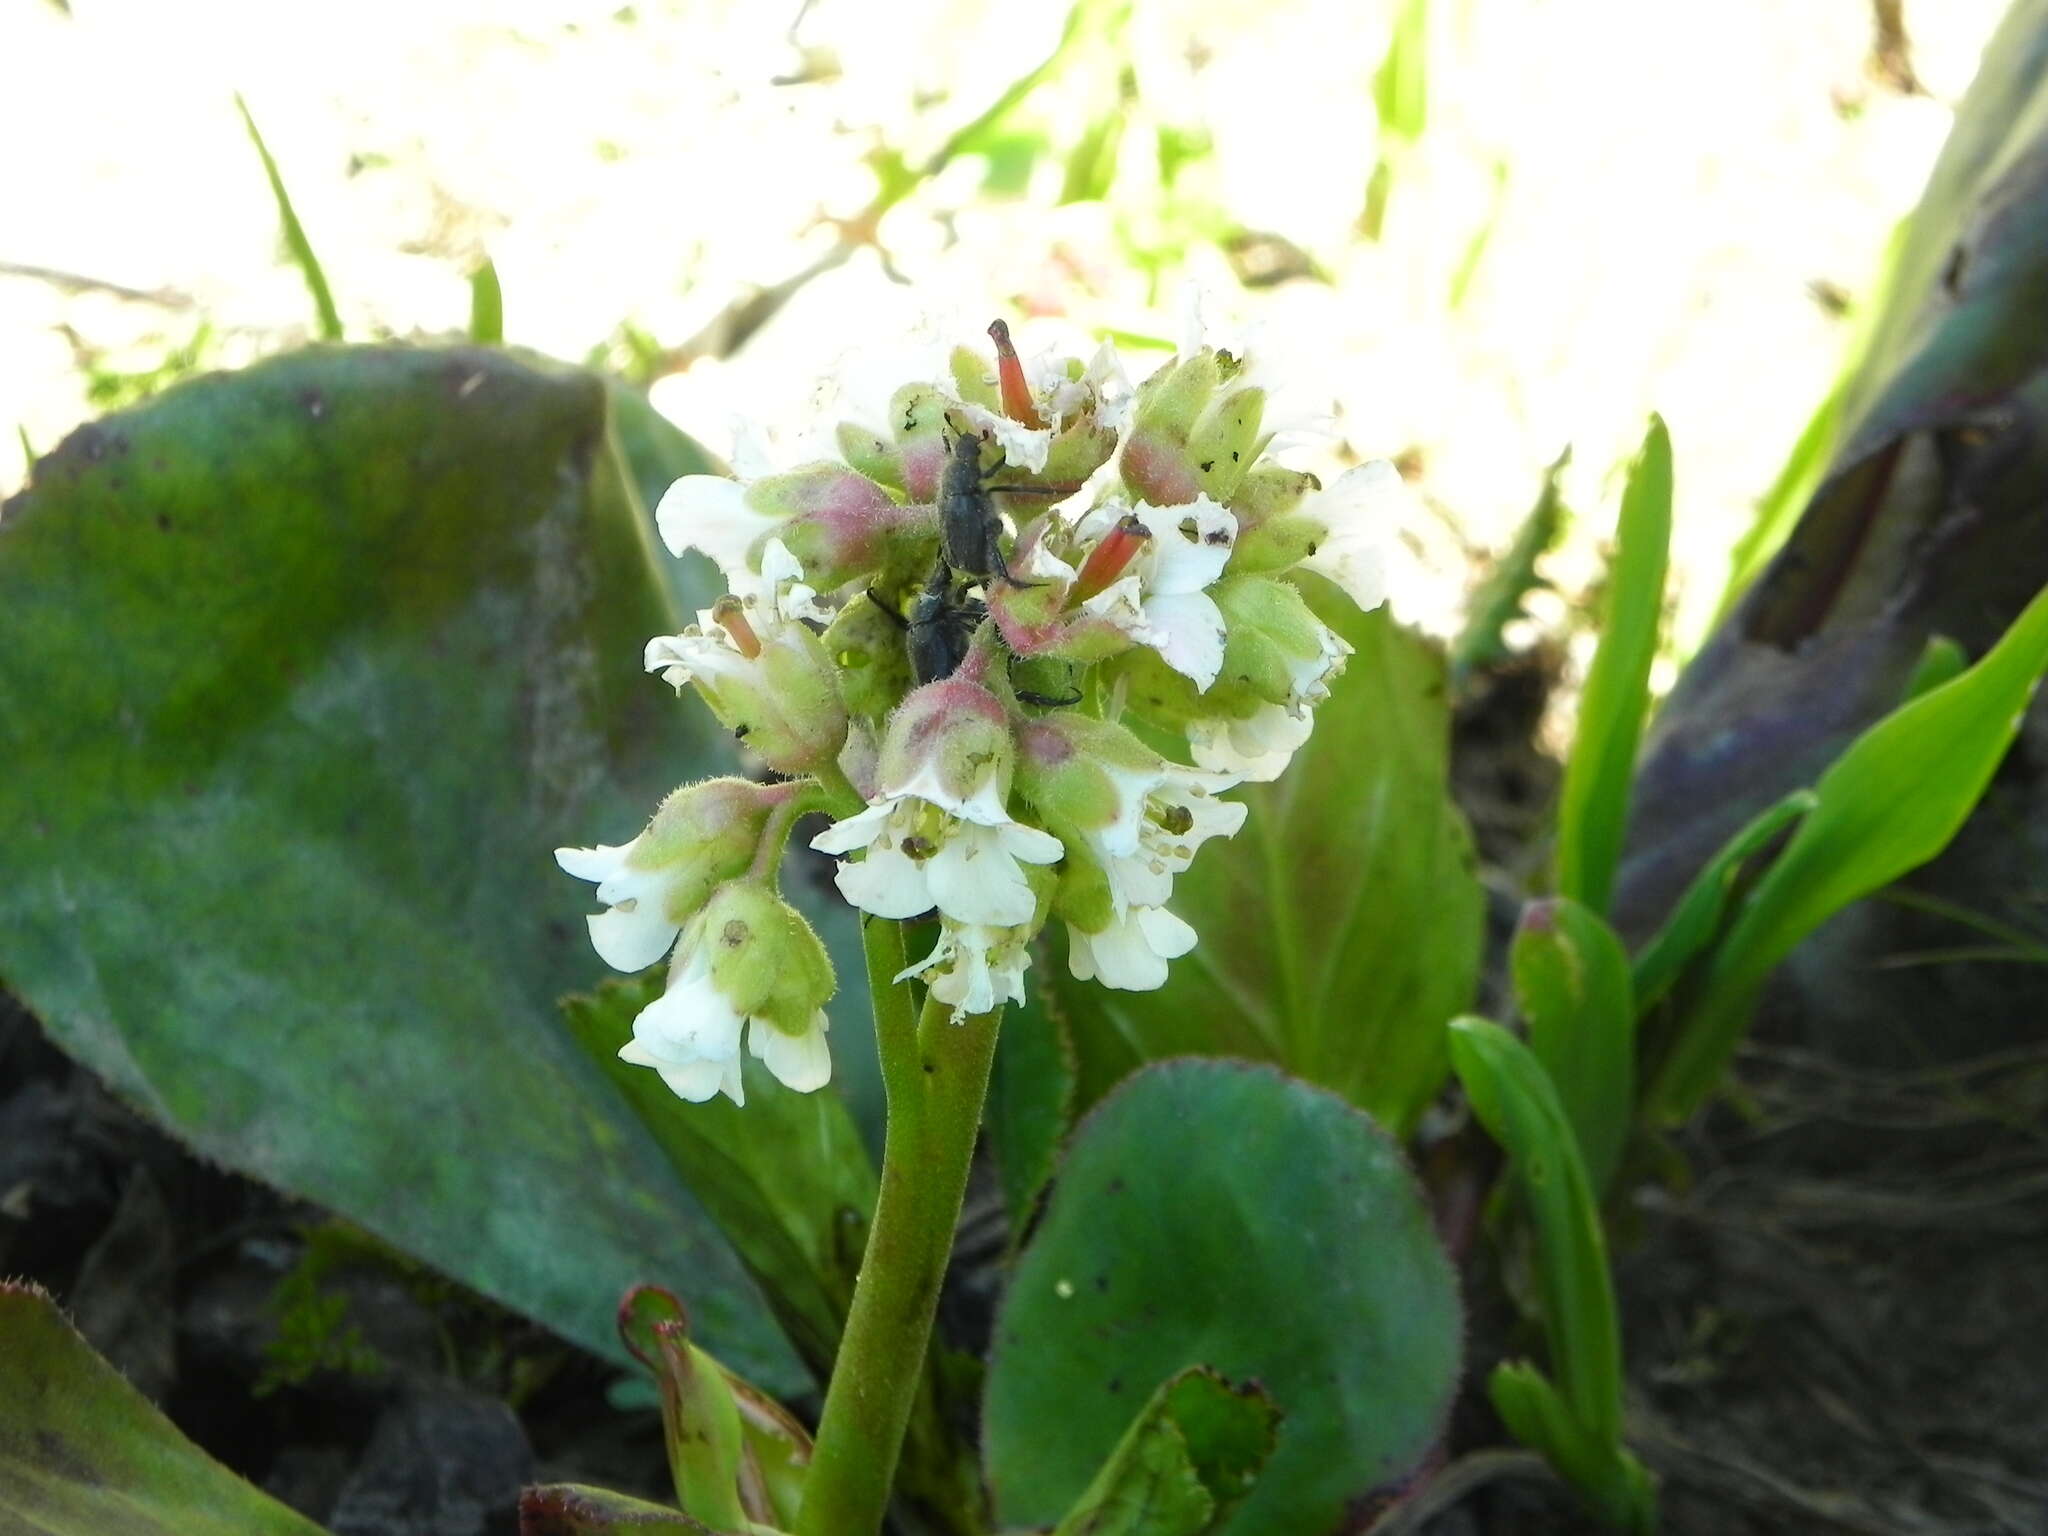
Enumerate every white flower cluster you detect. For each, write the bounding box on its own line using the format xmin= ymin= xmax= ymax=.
xmin=559 ymin=303 xmax=1403 ymax=1100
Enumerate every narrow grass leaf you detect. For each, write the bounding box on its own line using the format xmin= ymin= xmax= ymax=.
xmin=234 ymin=93 xmax=342 ymax=341
xmin=1510 ymin=898 xmax=1634 ymax=1194
xmin=1556 ymin=416 xmax=1672 ymax=916
xmin=469 ymin=257 xmax=504 ymax=344
xmin=1650 ymin=580 xmax=2048 ymax=1119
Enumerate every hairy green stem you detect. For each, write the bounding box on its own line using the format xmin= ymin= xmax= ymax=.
xmin=800 ymin=764 xmax=1001 ymax=1534
xmin=798 ymin=986 xmax=1001 ymax=1535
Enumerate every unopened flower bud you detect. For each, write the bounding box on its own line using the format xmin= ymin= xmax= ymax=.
xmin=1120 ymin=348 xmax=1228 ymax=506
xmin=749 ymin=463 xmax=935 ymax=592
xmin=704 ymin=883 xmax=836 ymax=1046
xmin=1184 ymin=384 xmax=1266 ymax=504
xmin=820 ymin=588 xmax=915 ymax=720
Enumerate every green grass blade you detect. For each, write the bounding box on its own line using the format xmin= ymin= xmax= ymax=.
xmin=468 ymin=257 xmax=504 ymax=344
xmin=1447 ymin=1017 xmax=1621 ymax=1444
xmin=1450 ymin=444 xmax=1568 ymax=686
xmin=1510 ymin=898 xmax=1634 ymax=1195
xmin=233 ymin=94 xmax=342 ymax=341
xmin=1649 ymin=580 xmax=2048 ymax=1120
xmin=1629 ymin=788 xmax=1816 ymax=1015
xmin=1556 ymin=416 xmax=1672 ymax=916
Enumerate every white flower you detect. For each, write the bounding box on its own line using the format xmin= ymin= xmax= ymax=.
xmin=812 ymin=675 xmax=1065 ymax=925
xmin=615 ymin=912 xmax=832 ymax=1106
xmin=1185 ymin=703 xmax=1316 ymax=782
xmin=1067 ymin=906 xmax=1199 ymax=992
xmin=554 ymin=838 xmax=688 ymax=974
xmin=644 ymin=540 xmax=832 ymax=701
xmin=897 ymin=921 xmax=1032 ymax=1020
xmin=957 ymin=401 xmax=1052 ymax=474
xmin=1184 ymin=620 xmax=1347 ymax=782
xmin=1078 ymin=496 xmax=1238 ymax=690
xmin=958 ymin=334 xmax=1134 ymax=473
xmin=1072 ymin=761 xmax=1246 ymax=916
xmin=655 ymin=475 xmax=784 ymax=603
xmin=810 ymin=796 xmax=1062 ymax=926
xmin=1296 ymin=461 xmax=1398 ymax=614
xmin=1174 ymin=284 xmax=1332 ymax=457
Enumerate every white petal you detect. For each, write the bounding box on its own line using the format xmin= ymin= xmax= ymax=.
xmin=809 ymin=800 xmax=896 ymax=855
xmin=925 ymin=827 xmax=1037 ymax=926
xmin=1103 ymin=852 xmax=1173 ymax=914
xmin=1018 ymin=540 xmax=1079 ymax=583
xmin=1066 ymin=917 xmax=1165 ymax=991
xmin=833 ymin=842 xmax=935 ymax=919
xmin=1080 ymin=574 xmax=1150 ymax=639
xmin=1176 ymin=282 xmax=1211 ymax=360
xmin=555 ymin=842 xmax=631 ymax=884
xmin=1299 ymin=462 xmax=1399 ymax=614
xmin=619 ymin=972 xmax=749 ymax=1105
xmin=1135 ymin=905 xmax=1198 ymax=959
xmin=895 ymin=937 xmax=949 ymax=983
xmin=995 ymin=820 xmax=1066 ymax=865
xmin=888 ymin=760 xmax=1000 ymax=825
xmin=1133 ymin=499 xmax=1235 ymax=598
xmin=1067 ymin=907 xmax=1196 ymax=992
xmin=586 ymin=904 xmax=680 ymax=973
xmin=1187 ymin=704 xmax=1314 ymax=782
xmin=749 ymin=1011 xmax=832 ymax=1093
xmin=643 ymin=630 xmax=748 ymax=689
xmin=958 ymin=403 xmax=1052 ymax=474
xmin=655 ymin=476 xmax=774 ymax=588
xmin=1084 ymin=766 xmax=1157 ymax=860
xmin=1142 ymin=590 xmax=1228 ymax=691
xmin=728 ymin=417 xmax=780 ymax=480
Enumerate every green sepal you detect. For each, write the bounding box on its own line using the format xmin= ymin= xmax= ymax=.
xmin=1187 ymin=386 xmax=1265 ymax=504
xmin=821 ymin=590 xmax=914 ymax=721
xmin=702 ymin=883 xmax=835 ymax=1040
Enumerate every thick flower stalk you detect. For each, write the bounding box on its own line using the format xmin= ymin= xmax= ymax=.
xmin=552 ymin=303 xmax=1402 ymax=1536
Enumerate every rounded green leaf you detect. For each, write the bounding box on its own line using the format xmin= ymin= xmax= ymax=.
xmin=984 ymin=1059 xmax=1462 ymax=1533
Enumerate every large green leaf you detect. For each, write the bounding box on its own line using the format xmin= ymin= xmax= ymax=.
xmin=984 ymin=1060 xmax=1462 ymax=1534
xmin=1649 ymin=578 xmax=2048 ymax=1119
xmin=0 ymin=345 xmax=800 ymax=1386
xmin=0 ymin=1281 xmax=330 ymax=1535
xmin=1061 ymin=599 xmax=1483 ymax=1134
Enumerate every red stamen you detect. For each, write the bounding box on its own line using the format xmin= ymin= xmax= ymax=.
xmin=712 ymin=597 xmax=762 ymax=658
xmin=988 ymin=318 xmax=1046 ymax=429
xmin=1072 ymin=515 xmax=1152 ymax=602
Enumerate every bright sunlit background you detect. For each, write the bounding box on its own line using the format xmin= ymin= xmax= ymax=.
xmin=0 ymin=0 xmax=2007 ymax=666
